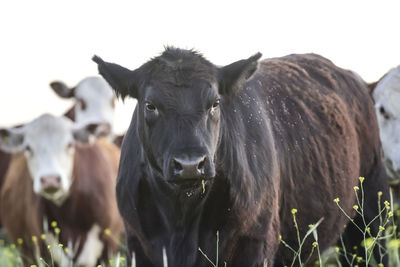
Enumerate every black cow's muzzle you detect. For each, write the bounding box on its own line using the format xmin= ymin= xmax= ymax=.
xmin=167 ymin=153 xmax=215 ymax=182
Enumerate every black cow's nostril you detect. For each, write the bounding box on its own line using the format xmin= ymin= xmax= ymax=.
xmin=172 ymin=156 xmax=207 ymax=179
xmin=172 ymin=159 xmax=183 ymax=174
xmin=197 ymin=157 xmax=206 ymax=173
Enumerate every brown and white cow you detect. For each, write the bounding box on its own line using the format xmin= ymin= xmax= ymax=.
xmin=0 ymin=114 xmax=123 ymax=266
xmin=369 ymin=66 xmax=400 ymax=197
xmin=0 ymin=76 xmax=121 ymax=212
xmin=50 ymin=76 xmax=116 ymax=137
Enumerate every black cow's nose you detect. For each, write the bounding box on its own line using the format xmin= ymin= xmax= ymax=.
xmin=172 ymin=156 xmax=206 ymax=179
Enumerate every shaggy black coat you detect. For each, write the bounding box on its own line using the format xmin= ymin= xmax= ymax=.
xmin=94 ymin=49 xmax=389 ymax=267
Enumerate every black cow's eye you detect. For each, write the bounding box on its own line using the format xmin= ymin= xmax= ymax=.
xmin=145 ymin=102 xmax=157 ymax=112
xmin=212 ymin=99 xmax=220 ymax=109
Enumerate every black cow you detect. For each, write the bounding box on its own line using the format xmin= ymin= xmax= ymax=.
xmin=93 ymin=48 xmax=389 ymax=267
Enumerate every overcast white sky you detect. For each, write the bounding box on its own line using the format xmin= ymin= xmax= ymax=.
xmin=0 ymin=0 xmax=399 ymax=134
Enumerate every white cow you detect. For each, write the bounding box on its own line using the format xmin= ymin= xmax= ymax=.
xmin=370 ymin=66 xmax=400 ymax=187
xmin=50 ymin=76 xmax=116 ymax=137
xmin=0 ymin=114 xmax=97 ymax=205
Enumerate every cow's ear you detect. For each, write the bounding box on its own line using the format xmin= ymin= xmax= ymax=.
xmin=218 ymin=52 xmax=262 ymax=96
xmin=368 ymin=81 xmax=378 ymax=95
xmin=92 ymin=55 xmax=138 ymax=100
xmin=0 ymin=128 xmax=25 ymax=153
xmin=50 ymin=81 xmax=75 ymax=98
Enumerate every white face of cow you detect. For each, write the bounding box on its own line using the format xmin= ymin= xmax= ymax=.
xmin=372 ymin=66 xmax=400 ymax=180
xmin=50 ymin=76 xmax=115 ymax=137
xmin=0 ymin=114 xmax=92 ymax=206
xmin=74 ymin=77 xmax=115 ymax=131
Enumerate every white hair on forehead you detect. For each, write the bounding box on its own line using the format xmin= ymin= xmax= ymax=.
xmin=374 ymin=65 xmax=400 ymax=93
xmin=74 ymin=76 xmax=114 ymax=99
xmin=72 ymin=76 xmax=115 ymax=133
xmin=373 ymin=65 xmax=400 ymax=117
xmin=25 ymin=114 xmax=73 ymax=133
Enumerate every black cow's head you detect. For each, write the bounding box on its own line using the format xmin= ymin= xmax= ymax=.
xmin=93 ymin=48 xmax=261 ymax=184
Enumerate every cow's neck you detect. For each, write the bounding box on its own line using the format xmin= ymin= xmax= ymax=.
xmin=138 ymin=170 xmax=233 ymax=262
xmin=40 ymin=188 xmax=95 ymax=233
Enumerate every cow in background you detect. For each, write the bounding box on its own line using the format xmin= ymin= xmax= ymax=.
xmin=369 ymin=66 xmax=400 ymax=200
xmin=0 ymin=76 xmax=121 ymax=206
xmin=0 ymin=114 xmax=123 ymax=266
xmin=50 ymin=76 xmax=116 ymax=137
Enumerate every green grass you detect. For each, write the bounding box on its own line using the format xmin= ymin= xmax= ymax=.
xmin=0 ymin=176 xmax=399 ymax=267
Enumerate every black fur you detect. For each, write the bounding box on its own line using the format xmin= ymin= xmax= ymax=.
xmin=94 ymin=48 xmax=389 ymax=267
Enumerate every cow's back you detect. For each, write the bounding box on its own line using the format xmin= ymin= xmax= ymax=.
xmin=247 ymin=54 xmax=387 ymax=263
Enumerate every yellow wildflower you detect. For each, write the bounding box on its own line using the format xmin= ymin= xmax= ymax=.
xmin=387 ymin=239 xmax=400 ymax=249
xmin=361 ymin=238 xmax=374 ymax=249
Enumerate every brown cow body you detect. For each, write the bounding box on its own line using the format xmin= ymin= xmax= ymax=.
xmin=0 ymin=138 xmax=123 ymax=265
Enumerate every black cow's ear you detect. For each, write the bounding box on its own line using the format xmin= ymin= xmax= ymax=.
xmin=92 ymin=55 xmax=139 ymax=99
xmin=50 ymin=81 xmax=75 ymax=98
xmin=218 ymin=52 xmax=262 ymax=96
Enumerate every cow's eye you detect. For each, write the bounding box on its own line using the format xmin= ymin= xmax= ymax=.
xmin=145 ymin=102 xmax=157 ymax=112
xmin=78 ymin=98 xmax=87 ymax=111
xmin=379 ymin=106 xmax=390 ymax=119
xmin=25 ymin=145 xmax=33 ymax=155
xmin=66 ymin=142 xmax=74 ymax=151
xmin=212 ymin=99 xmax=220 ymax=109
